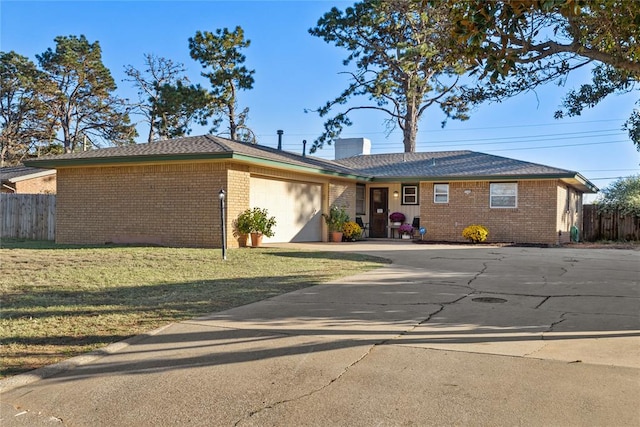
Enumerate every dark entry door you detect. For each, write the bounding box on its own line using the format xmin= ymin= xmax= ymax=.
xmin=369 ymin=188 xmax=388 ymax=238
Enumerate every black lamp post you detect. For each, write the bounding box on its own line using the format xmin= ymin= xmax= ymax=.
xmin=219 ymin=189 xmax=226 ymax=260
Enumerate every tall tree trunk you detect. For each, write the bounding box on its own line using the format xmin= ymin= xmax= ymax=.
xmin=63 ymin=124 xmax=72 ymax=153
xmin=402 ymin=103 xmax=418 ymax=153
xmin=147 ymin=122 xmax=155 ymax=143
xmin=228 ymin=102 xmax=237 ymax=141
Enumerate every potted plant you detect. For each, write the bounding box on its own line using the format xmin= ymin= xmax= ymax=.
xmin=323 ymin=205 xmax=349 ymax=242
xmin=342 ymin=221 xmax=362 ymax=241
xmin=236 ymin=207 xmax=277 ymax=247
xmin=233 ymin=213 xmax=252 ymax=247
xmin=398 ymin=223 xmax=413 ymax=239
xmin=389 ymin=212 xmax=405 ymax=225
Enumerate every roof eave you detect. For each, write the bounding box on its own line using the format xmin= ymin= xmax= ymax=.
xmin=23 ymin=152 xmax=373 ymax=181
xmin=231 ymin=154 xmax=372 ymax=180
xmin=371 ymin=172 xmax=599 ymax=193
xmin=6 ymin=169 xmax=57 ymax=182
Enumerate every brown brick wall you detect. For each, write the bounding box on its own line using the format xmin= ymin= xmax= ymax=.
xmin=57 ymin=163 xmax=226 ymax=247
xmin=556 ymin=184 xmax=582 ymax=243
xmin=55 ymin=161 xmax=341 ymax=248
xmin=54 ymin=159 xmax=582 ymax=247
xmin=420 ymin=180 xmax=564 ymax=245
xmin=326 ymin=180 xmax=357 ymax=241
xmin=10 ymin=174 xmax=57 ymax=194
xmin=226 ymin=165 xmax=250 ymax=248
xmin=329 ymin=180 xmax=357 ymax=219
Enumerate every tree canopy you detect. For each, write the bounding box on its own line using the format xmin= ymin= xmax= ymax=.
xmin=309 ymin=0 xmax=475 ymax=153
xmin=124 ymin=54 xmax=212 ymax=142
xmin=0 ymin=51 xmax=56 ymax=166
xmin=450 ymin=0 xmax=639 ymax=149
xmin=37 ymin=35 xmax=136 ymax=153
xmin=189 ymin=26 xmax=256 ymax=142
xmin=595 ymin=175 xmax=640 ymax=215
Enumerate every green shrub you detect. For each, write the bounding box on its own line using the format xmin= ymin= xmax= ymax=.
xmin=235 ymin=207 xmax=277 ymax=237
xmin=322 ymin=205 xmax=350 ymax=232
xmin=462 ymin=224 xmax=489 ymax=243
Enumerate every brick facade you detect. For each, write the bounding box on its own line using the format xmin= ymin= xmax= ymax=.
xmin=328 ymin=180 xmax=357 ymax=218
xmin=326 ymin=180 xmax=357 ymax=241
xmin=2 ymin=174 xmax=57 ymax=194
xmin=419 ymin=180 xmax=578 ymax=245
xmin=555 ymin=184 xmax=582 ymax=244
xmin=57 ymin=163 xmax=227 ymax=247
xmin=55 ymin=161 xmax=362 ymax=247
xmin=53 ymin=159 xmax=585 ymax=248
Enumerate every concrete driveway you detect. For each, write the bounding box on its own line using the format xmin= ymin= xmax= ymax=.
xmin=1 ymin=242 xmax=639 ymax=426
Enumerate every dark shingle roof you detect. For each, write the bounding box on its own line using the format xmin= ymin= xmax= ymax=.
xmin=22 ymin=135 xmax=597 ymax=191
xmin=24 ymin=135 xmax=360 ymax=177
xmin=334 ymin=151 xmax=576 ymax=179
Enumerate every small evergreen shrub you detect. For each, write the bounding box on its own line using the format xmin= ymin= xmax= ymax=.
xmin=462 ymin=225 xmax=489 ymax=243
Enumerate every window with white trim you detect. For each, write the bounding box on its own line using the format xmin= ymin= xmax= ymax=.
xmin=356 ymin=184 xmax=366 ymax=215
xmin=402 ymin=184 xmax=418 ymax=205
xmin=433 ymin=183 xmax=449 ymax=203
xmin=490 ymin=183 xmax=517 ymax=208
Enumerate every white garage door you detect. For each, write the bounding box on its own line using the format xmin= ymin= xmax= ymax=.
xmin=249 ymin=177 xmax=322 ymax=243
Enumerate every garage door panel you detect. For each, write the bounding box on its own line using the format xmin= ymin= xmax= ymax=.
xmin=249 ymin=177 xmax=322 ymax=243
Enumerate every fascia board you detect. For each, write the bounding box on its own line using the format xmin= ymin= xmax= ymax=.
xmin=23 ymin=153 xmax=235 ymax=169
xmin=230 ymin=154 xmax=373 ymax=181
xmin=8 ymin=169 xmax=57 ymax=182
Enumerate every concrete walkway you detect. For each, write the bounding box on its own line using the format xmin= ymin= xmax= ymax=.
xmin=1 ymin=242 xmax=639 ymax=426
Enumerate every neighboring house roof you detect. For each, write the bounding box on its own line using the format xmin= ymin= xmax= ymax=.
xmin=23 ymin=135 xmax=598 ymax=193
xmin=0 ymin=165 xmax=56 ymax=183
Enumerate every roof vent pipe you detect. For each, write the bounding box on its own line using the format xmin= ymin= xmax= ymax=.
xmin=277 ymin=130 xmax=283 ymax=151
xmin=302 ymin=140 xmax=307 ymax=157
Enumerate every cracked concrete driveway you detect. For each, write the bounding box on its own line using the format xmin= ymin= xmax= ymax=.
xmin=1 ymin=242 xmax=638 ymax=426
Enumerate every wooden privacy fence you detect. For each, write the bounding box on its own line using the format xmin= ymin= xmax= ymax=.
xmin=582 ymin=204 xmax=640 ymax=242
xmin=0 ymin=194 xmax=56 ymax=241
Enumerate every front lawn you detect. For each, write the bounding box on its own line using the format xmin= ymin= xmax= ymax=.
xmin=0 ymin=240 xmax=387 ymax=378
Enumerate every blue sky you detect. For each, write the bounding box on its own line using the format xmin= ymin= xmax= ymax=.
xmin=2 ymin=0 xmax=638 ymax=200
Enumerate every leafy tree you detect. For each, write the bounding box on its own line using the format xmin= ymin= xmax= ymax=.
xmin=124 ymin=54 xmax=212 ymax=142
xmin=0 ymin=51 xmax=56 ymax=166
xmin=595 ymin=175 xmax=640 ymax=215
xmin=189 ymin=27 xmax=255 ymax=141
xmin=309 ymin=0 xmax=474 ymax=153
xmin=450 ymin=0 xmax=639 ymax=149
xmin=153 ymin=80 xmax=213 ymax=140
xmin=37 ymin=35 xmax=136 ymax=153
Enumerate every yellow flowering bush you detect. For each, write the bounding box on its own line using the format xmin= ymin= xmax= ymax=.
xmin=462 ymin=225 xmax=489 ymax=243
xmin=342 ymin=221 xmax=362 ymax=240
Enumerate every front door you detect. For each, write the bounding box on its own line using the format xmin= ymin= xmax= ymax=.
xmin=369 ymin=188 xmax=388 ymax=238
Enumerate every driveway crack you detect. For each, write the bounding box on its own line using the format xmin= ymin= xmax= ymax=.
xmin=234 ymin=343 xmax=379 ymax=426
xmin=467 ymin=262 xmax=489 ymax=290
xmin=535 ymin=296 xmax=551 ymax=309
xmin=235 ymin=302 xmax=453 ymax=425
xmin=523 ymin=313 xmax=567 ymax=358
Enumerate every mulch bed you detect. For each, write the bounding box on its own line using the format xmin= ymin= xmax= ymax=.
xmin=412 ymin=240 xmax=639 ymax=250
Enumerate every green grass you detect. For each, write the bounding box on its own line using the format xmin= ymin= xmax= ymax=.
xmin=0 ymin=240 xmax=388 ymax=378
